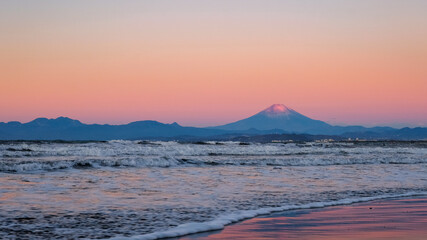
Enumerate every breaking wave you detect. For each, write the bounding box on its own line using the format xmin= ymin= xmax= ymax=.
xmin=1 ymin=141 xmax=426 ymax=173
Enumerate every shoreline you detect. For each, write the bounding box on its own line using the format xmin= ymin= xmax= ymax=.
xmin=178 ymin=196 xmax=427 ymax=240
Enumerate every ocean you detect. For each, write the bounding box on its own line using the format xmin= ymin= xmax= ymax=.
xmin=1 ymin=140 xmax=426 ymax=239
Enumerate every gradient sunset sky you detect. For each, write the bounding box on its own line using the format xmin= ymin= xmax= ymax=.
xmin=1 ymin=0 xmax=426 ymax=127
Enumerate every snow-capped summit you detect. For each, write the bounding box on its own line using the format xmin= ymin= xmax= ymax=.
xmin=260 ymin=104 xmax=292 ymax=116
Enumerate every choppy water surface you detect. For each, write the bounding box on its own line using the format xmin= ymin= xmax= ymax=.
xmin=0 ymin=141 xmax=426 ymax=239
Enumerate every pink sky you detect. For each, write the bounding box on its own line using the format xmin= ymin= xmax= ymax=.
xmin=0 ymin=1 xmax=426 ymax=127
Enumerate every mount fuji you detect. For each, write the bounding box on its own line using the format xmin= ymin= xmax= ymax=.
xmin=212 ymin=104 xmax=333 ymax=133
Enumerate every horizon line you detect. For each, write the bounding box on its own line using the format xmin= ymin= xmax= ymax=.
xmin=2 ymin=115 xmax=426 ymax=130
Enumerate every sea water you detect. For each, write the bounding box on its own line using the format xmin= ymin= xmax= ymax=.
xmin=0 ymin=141 xmax=426 ymax=239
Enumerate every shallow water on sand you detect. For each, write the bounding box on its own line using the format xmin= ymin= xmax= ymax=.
xmin=0 ymin=141 xmax=426 ymax=239
xmin=181 ymin=198 xmax=427 ymax=240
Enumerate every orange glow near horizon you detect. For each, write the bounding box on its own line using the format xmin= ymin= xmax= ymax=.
xmin=0 ymin=1 xmax=426 ymax=127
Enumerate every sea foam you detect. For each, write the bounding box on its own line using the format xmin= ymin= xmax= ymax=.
xmin=108 ymin=192 xmax=427 ymax=240
xmin=1 ymin=141 xmax=426 ymax=173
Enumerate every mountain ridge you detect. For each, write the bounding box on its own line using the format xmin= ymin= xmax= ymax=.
xmin=212 ymin=104 xmax=334 ymax=133
xmin=0 ymin=105 xmax=425 ymax=140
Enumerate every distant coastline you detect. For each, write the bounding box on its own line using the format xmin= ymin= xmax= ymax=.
xmin=1 ymin=105 xmax=426 ymax=141
xmin=1 ymin=113 xmax=426 ymax=141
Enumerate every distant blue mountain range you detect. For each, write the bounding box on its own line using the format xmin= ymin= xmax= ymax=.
xmin=0 ymin=117 xmax=226 ymax=140
xmin=0 ymin=104 xmax=425 ymax=140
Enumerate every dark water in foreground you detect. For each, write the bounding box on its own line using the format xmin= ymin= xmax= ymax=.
xmin=0 ymin=141 xmax=426 ymax=239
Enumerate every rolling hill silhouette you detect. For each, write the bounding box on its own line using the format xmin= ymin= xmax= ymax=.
xmin=0 ymin=104 xmax=425 ymax=140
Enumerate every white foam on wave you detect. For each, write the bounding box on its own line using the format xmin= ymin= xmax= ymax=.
xmin=2 ymin=152 xmax=427 ymax=173
xmin=3 ymin=141 xmax=420 ymax=159
xmin=2 ymin=141 xmax=426 ymax=173
xmin=107 ymin=192 xmax=427 ymax=240
xmin=0 ymin=156 xmax=184 ymax=172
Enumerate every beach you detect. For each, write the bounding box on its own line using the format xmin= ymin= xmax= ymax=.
xmin=180 ymin=197 xmax=427 ymax=240
xmin=1 ymin=141 xmax=426 ymax=239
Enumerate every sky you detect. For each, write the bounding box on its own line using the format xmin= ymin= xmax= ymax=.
xmin=0 ymin=0 xmax=426 ymax=127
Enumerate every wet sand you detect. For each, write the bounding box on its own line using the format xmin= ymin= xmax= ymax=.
xmin=180 ymin=197 xmax=427 ymax=240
